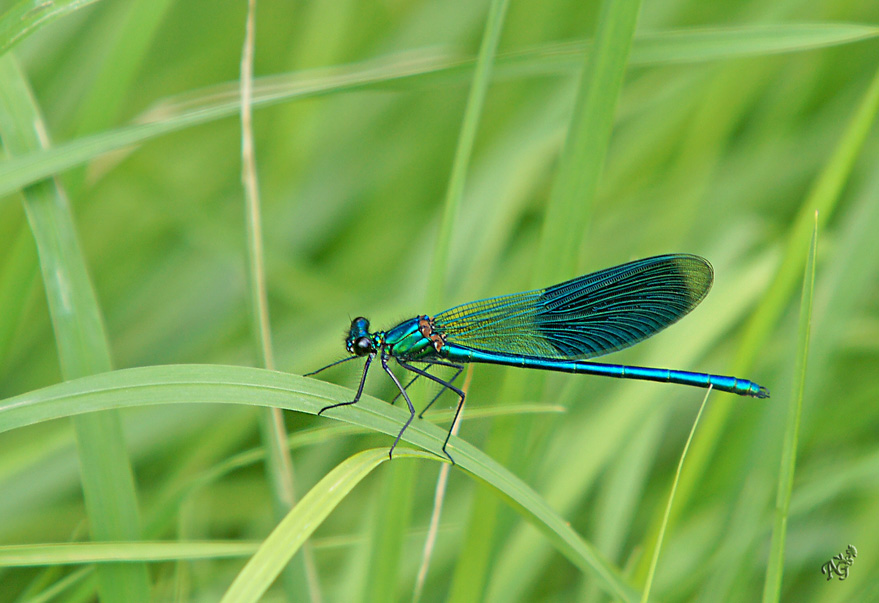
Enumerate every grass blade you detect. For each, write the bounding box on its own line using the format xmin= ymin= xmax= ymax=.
xmin=1 ymin=25 xmax=876 ymax=201
xmin=404 ymin=1 xmax=509 ymax=600
xmin=0 ymin=55 xmax=149 ymax=603
xmin=641 ymin=388 xmax=710 ymax=602
xmin=762 ymin=213 xmax=818 ymax=602
xmin=0 ymin=0 xmax=102 ymax=54
xmin=16 ymin=567 xmax=91 ymax=603
xmin=221 ymin=449 xmax=434 ymax=603
xmin=364 ymin=457 xmax=417 ymax=602
xmin=629 ymin=23 xmax=879 ymax=64
xmin=0 ymin=541 xmax=260 ymax=566
xmin=634 ymin=64 xmax=879 ymax=582
xmin=238 ymin=1 xmax=319 ymax=600
xmin=534 ymin=0 xmax=641 ymax=283
xmin=734 ymin=67 xmax=879 ymax=372
xmin=428 ymin=0 xmax=509 ymax=300
xmin=477 ymin=2 xmax=641 ymax=600
xmin=0 ymin=364 xmax=640 ymax=602
xmin=0 ymin=227 xmax=37 ymax=368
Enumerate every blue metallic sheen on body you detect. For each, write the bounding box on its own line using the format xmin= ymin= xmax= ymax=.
xmin=346 ymin=317 xmax=769 ymax=398
xmin=311 ymin=254 xmax=770 ymax=464
xmin=437 ymin=343 xmax=766 ymax=397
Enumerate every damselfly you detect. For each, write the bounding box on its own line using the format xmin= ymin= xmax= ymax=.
xmin=307 ymin=254 xmax=769 ymax=463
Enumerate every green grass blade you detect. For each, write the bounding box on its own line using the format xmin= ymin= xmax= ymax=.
xmin=735 ymin=66 xmax=879 ymax=372
xmin=71 ymin=0 xmax=174 ymax=137
xmin=580 ymin=409 xmax=665 ymax=600
xmin=0 ymin=226 xmax=37 ymax=368
xmin=641 ymin=389 xmax=710 ymax=602
xmin=499 ymin=23 xmax=879 ymax=76
xmin=17 ymin=567 xmax=92 ymax=603
xmin=0 ymin=0 xmax=102 ymax=54
xmin=58 ymin=0 xmax=175 ymax=201
xmin=0 ymin=55 xmax=149 ymax=603
xmin=629 ymin=23 xmax=879 ymax=64
xmin=534 ymin=0 xmax=641 ymax=284
xmin=473 ymin=2 xmax=640 ymax=600
xmin=407 ymin=2 xmax=509 ymax=600
xmin=0 ymin=364 xmax=640 ymax=602
xmin=806 ymin=167 xmax=879 ymax=392
xmin=447 ymin=406 xmax=518 ymax=603
xmin=427 ymin=0 xmax=509 ymax=301
xmin=1 ymin=24 xmax=876 ymax=202
xmin=238 ymin=2 xmax=317 ymax=600
xmin=762 ymin=214 xmax=818 ymax=602
xmin=366 ymin=458 xmax=418 ymax=603
xmin=0 ymin=58 xmax=113 ymax=381
xmin=634 ymin=64 xmax=879 ymax=582
xmin=221 ymin=449 xmax=432 ymax=603
xmin=143 ymin=403 xmax=564 ymax=541
xmin=0 ymin=51 xmax=455 ymax=200
xmin=0 ymin=541 xmax=260 ymax=566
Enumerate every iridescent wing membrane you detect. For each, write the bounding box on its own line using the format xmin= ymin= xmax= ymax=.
xmin=432 ymin=254 xmax=713 ymax=360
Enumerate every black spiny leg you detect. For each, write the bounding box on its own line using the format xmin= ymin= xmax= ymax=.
xmin=396 ymin=359 xmax=465 ymax=464
xmin=383 ymin=353 xmax=416 ymax=460
xmin=416 ymin=360 xmax=464 ymax=418
xmin=390 ymin=372 xmax=421 ymax=406
xmin=304 ymin=354 xmax=357 ymax=377
xmin=389 ymin=359 xmax=462 ymax=411
xmin=318 ymin=353 xmax=373 ymax=415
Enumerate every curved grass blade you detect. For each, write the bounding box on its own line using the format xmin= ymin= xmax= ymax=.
xmin=0 ymin=0 xmax=101 ymax=54
xmin=1 ymin=403 xmax=559 ymax=600
xmin=0 ymin=364 xmax=639 ymax=602
xmin=1 ymin=25 xmax=877 ymax=201
xmin=220 ymin=448 xmax=433 ymax=603
xmin=641 ymin=387 xmax=710 ymax=602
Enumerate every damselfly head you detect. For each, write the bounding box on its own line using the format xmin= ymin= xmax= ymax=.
xmin=346 ymin=317 xmax=375 ymax=356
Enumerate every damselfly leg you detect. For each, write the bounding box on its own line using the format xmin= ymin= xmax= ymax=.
xmin=396 ymin=359 xmax=465 ymax=463
xmin=317 ymin=354 xmax=373 ymax=416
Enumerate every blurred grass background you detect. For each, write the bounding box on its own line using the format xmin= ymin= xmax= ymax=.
xmin=1 ymin=0 xmax=879 ymax=601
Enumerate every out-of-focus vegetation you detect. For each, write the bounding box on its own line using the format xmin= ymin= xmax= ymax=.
xmin=1 ymin=0 xmax=878 ymax=601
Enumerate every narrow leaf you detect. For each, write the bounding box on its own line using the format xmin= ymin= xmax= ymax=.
xmin=762 ymin=213 xmax=818 ymax=602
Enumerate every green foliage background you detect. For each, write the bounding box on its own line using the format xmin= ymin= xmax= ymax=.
xmin=0 ymin=0 xmax=878 ymax=601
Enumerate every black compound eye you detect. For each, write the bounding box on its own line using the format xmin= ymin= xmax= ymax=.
xmin=355 ymin=336 xmax=373 ymax=354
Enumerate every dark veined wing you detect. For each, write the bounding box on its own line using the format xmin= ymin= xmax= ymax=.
xmin=432 ymin=254 xmax=713 ymax=360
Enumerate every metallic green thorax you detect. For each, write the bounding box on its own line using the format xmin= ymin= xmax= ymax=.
xmin=347 ymin=316 xmax=438 ymax=361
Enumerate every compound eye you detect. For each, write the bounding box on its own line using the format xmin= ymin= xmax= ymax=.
xmin=355 ymin=336 xmax=373 ymax=355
